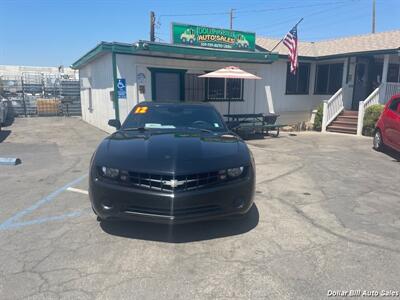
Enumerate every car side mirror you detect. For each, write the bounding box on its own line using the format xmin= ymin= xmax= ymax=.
xmin=108 ymin=119 xmax=121 ymax=129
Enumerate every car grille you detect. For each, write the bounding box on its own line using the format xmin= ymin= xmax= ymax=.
xmin=118 ymin=170 xmax=221 ymax=193
xmin=124 ymin=204 xmax=222 ymax=216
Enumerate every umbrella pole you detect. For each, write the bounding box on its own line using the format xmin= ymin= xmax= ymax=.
xmin=228 ymin=99 xmax=231 ymax=122
xmin=226 ymin=78 xmax=230 ymax=122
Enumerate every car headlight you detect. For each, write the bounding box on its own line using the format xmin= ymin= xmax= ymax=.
xmin=227 ymin=167 xmax=244 ymax=178
xmin=101 ymin=166 xmax=120 ymax=178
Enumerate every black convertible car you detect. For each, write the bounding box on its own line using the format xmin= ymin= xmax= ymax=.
xmin=89 ymin=102 xmax=255 ymax=224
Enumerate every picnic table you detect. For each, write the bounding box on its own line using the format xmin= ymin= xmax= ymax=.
xmin=224 ymin=113 xmax=285 ymax=138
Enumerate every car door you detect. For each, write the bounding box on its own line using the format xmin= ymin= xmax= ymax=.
xmin=385 ymin=97 xmax=400 ymax=150
xmin=393 ymin=99 xmax=400 ymax=151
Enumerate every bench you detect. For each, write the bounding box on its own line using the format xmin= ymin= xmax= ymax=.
xmin=224 ymin=113 xmax=285 ymax=138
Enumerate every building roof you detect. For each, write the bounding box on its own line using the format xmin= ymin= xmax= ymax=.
xmin=71 ymin=41 xmax=279 ymax=69
xmin=256 ymin=30 xmax=400 ymax=59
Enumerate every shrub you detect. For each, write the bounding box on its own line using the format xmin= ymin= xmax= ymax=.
xmin=313 ymin=103 xmax=324 ymax=131
xmin=363 ymin=104 xmax=384 ymax=136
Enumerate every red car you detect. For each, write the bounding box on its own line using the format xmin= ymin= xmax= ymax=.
xmin=373 ymin=94 xmax=400 ymax=152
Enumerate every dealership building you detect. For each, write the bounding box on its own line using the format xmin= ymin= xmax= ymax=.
xmin=72 ymin=24 xmax=400 ymax=133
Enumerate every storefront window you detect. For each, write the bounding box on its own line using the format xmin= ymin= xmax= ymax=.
xmin=226 ymin=79 xmax=243 ymax=99
xmin=207 ymin=78 xmax=225 ymax=100
xmin=185 ymin=74 xmax=205 ymax=101
xmin=183 ymin=73 xmax=244 ymax=102
xmin=314 ymin=63 xmax=343 ymax=94
xmin=286 ymin=63 xmax=310 ymax=95
xmin=387 ymin=64 xmax=400 ymax=83
xmin=88 ymin=88 xmax=93 ymax=112
xmin=206 ymin=78 xmax=244 ymax=101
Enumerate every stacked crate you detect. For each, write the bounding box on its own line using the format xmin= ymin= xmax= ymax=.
xmin=36 ymin=98 xmax=61 ymax=116
xmin=60 ymin=80 xmax=81 ymax=116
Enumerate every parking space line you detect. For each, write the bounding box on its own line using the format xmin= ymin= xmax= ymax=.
xmin=67 ymin=187 xmax=89 ymax=195
xmin=0 ymin=174 xmax=88 ymax=231
xmin=3 ymin=211 xmax=83 ymax=230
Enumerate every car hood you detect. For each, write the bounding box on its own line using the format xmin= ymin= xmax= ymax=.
xmin=93 ymin=131 xmax=251 ymax=174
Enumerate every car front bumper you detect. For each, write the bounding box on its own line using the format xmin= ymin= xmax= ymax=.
xmin=89 ymin=171 xmax=255 ymax=224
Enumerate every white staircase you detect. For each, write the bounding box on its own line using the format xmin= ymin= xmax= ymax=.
xmin=322 ymin=83 xmax=400 ymax=136
xmin=321 ymin=88 xmax=344 ymax=133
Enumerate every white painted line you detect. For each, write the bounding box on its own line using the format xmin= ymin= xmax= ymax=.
xmin=0 ymin=157 xmax=21 ymax=165
xmin=66 ymin=187 xmax=89 ymax=195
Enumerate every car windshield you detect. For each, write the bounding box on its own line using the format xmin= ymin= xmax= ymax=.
xmin=121 ymin=104 xmax=227 ymax=132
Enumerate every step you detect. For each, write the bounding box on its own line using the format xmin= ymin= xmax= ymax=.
xmin=333 ymin=120 xmax=358 ymax=126
xmin=330 ymin=120 xmax=358 ymax=127
xmin=327 ymin=128 xmax=357 ymax=135
xmin=341 ymin=110 xmax=358 ymax=116
xmin=326 ymin=125 xmax=357 ymax=134
xmin=336 ymin=115 xmax=358 ymax=121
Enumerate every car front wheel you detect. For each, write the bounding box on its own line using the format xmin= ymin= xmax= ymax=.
xmin=373 ymin=129 xmax=384 ymax=151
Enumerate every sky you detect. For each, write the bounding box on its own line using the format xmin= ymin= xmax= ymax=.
xmin=0 ymin=0 xmax=399 ymax=67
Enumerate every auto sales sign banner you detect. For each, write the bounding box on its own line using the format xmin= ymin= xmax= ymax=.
xmin=172 ymin=23 xmax=256 ymax=51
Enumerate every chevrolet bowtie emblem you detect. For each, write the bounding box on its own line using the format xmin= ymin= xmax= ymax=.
xmin=162 ymin=179 xmax=184 ymax=188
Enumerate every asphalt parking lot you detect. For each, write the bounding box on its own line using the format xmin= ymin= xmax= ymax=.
xmin=0 ymin=117 xmax=400 ymax=300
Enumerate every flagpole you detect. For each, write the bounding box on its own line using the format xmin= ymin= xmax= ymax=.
xmin=269 ymin=18 xmax=304 ymax=53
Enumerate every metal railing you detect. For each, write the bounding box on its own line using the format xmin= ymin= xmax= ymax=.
xmin=357 ymin=86 xmax=380 ymax=136
xmin=0 ymin=73 xmax=81 ymax=117
xmin=380 ymin=82 xmax=400 ymax=104
xmin=321 ymin=88 xmax=343 ymax=132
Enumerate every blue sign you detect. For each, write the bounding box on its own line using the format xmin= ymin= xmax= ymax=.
xmin=117 ymin=79 xmax=126 ymax=99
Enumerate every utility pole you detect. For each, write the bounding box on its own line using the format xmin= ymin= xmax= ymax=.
xmin=150 ymin=11 xmax=155 ymax=42
xmin=229 ymin=9 xmax=235 ymax=29
xmin=372 ymin=0 xmax=376 ymax=33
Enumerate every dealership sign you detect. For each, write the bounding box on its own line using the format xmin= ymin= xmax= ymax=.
xmin=172 ymin=23 xmax=255 ymax=51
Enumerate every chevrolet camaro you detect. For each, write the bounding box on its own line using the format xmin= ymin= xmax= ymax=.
xmin=89 ymin=102 xmax=255 ymax=224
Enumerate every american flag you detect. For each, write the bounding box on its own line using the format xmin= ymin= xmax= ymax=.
xmin=283 ymin=25 xmax=298 ymax=74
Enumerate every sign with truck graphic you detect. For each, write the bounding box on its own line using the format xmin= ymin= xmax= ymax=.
xmin=172 ymin=23 xmax=255 ymax=51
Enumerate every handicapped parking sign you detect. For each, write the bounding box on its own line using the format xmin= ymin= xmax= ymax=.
xmin=117 ymin=78 xmax=126 ymax=99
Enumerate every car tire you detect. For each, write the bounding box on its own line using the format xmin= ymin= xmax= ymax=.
xmin=373 ymin=129 xmax=384 ymax=151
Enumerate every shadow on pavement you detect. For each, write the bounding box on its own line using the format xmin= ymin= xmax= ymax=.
xmin=384 ymin=148 xmax=400 ymax=162
xmin=0 ymin=130 xmax=11 ymax=143
xmin=242 ymin=134 xmax=265 ymax=140
xmin=3 ymin=114 xmax=15 ymax=127
xmin=100 ymin=204 xmax=259 ymax=243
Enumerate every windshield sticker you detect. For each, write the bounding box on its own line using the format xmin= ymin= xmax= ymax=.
xmin=134 ymin=106 xmax=148 ymax=114
xmin=145 ymin=123 xmax=176 ymax=129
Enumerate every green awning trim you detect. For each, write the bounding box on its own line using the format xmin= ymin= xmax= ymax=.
xmin=71 ymin=41 xmax=279 ymax=69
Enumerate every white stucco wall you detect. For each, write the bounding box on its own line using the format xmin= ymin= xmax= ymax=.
xmin=79 ymin=53 xmax=115 ymax=132
xmin=263 ymin=59 xmax=332 ymax=124
xmin=115 ymin=54 xmax=332 ymax=126
xmin=78 ymin=52 xmax=346 ymax=132
xmin=115 ymin=54 xmax=271 ymax=123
